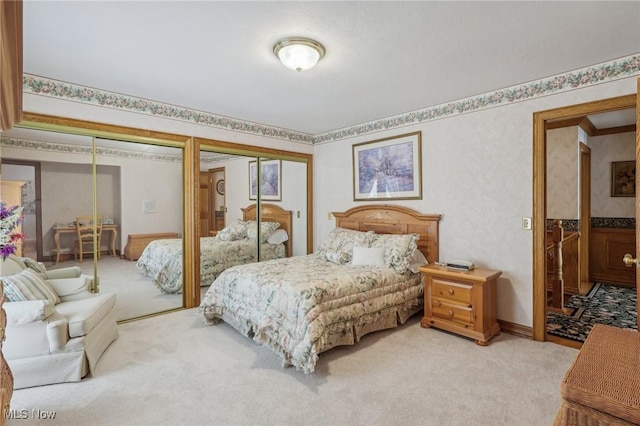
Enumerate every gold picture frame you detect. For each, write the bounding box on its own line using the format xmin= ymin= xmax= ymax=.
xmin=611 ymin=161 xmax=635 ymax=197
xmin=352 ymin=131 xmax=422 ymax=201
xmin=249 ymin=159 xmax=281 ymax=201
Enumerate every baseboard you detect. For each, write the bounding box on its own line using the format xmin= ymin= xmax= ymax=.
xmin=498 ymin=319 xmax=533 ymax=339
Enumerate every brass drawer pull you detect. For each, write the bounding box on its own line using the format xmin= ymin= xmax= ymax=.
xmin=448 ymin=310 xmax=454 ymax=317
xmin=448 ymin=289 xmax=454 ymax=296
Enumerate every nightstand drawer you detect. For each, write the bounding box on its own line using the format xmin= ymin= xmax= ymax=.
xmin=432 ymin=279 xmax=472 ymax=304
xmin=432 ymin=298 xmax=474 ymax=325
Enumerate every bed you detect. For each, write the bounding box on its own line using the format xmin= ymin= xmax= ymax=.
xmin=199 ymin=205 xmax=442 ymax=373
xmin=137 ymin=204 xmax=292 ymax=294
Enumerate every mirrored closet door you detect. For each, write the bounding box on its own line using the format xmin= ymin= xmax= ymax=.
xmin=1 ymin=124 xmax=187 ymax=321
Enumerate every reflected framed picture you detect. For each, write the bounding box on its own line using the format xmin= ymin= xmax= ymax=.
xmin=216 ymin=179 xmax=225 ymax=195
xmin=249 ymin=160 xmax=281 ymax=201
xmin=352 ymin=131 xmax=422 ymax=201
xmin=611 ymin=160 xmax=635 ymax=197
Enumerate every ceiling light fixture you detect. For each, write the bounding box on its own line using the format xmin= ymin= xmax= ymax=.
xmin=273 ymin=37 xmax=325 ymax=72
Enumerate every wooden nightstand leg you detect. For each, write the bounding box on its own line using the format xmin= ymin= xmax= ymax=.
xmin=420 ymin=318 xmax=432 ymax=328
xmin=474 ymin=339 xmax=488 ymax=346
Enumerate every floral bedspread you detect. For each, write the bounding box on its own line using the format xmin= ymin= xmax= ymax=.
xmin=137 ymin=237 xmax=285 ymax=294
xmin=199 ymin=254 xmax=422 ymax=373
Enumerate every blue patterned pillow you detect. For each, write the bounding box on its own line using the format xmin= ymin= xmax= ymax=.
xmin=1 ymin=268 xmax=60 ymax=304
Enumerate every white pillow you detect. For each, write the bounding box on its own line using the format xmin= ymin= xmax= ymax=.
xmin=267 ymin=229 xmax=289 ymax=244
xmin=408 ymin=249 xmax=429 ymax=273
xmin=351 ymin=246 xmax=386 ymax=267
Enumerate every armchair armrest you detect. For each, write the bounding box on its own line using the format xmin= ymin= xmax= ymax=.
xmin=4 ymin=300 xmax=55 ymax=326
xmin=43 ymin=266 xmax=83 ymax=280
xmin=46 ymin=276 xmax=93 ymax=302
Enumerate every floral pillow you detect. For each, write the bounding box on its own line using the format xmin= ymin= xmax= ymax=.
xmin=217 ymin=219 xmax=248 ymax=241
xmin=317 ymin=228 xmax=375 ymax=258
xmin=325 ymin=250 xmax=352 ymax=265
xmin=370 ymin=233 xmax=419 ymax=273
xmin=246 ymin=221 xmax=281 ymax=243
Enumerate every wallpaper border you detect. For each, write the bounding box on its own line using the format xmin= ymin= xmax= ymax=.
xmin=22 ymin=54 xmax=640 ymax=145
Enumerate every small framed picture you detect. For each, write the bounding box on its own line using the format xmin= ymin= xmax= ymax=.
xmin=216 ymin=179 xmax=225 ymax=196
xmin=611 ymin=161 xmax=635 ymax=197
xmin=249 ymin=159 xmax=281 ymax=201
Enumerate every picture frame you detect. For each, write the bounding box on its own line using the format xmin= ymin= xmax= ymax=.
xmin=611 ymin=161 xmax=636 ymax=197
xmin=216 ymin=179 xmax=225 ymax=196
xmin=249 ymin=159 xmax=281 ymax=201
xmin=352 ymin=131 xmax=422 ymax=201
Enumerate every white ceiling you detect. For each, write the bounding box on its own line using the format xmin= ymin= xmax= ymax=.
xmin=21 ymin=1 xmax=640 ymax=136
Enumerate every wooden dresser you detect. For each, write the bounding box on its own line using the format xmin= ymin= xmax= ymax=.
xmin=420 ymin=265 xmax=502 ymax=345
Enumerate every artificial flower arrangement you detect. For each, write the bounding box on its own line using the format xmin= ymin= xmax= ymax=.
xmin=0 ymin=200 xmax=27 ymax=260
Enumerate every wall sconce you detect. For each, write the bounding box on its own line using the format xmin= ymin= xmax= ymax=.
xmin=273 ymin=37 xmax=325 ymax=72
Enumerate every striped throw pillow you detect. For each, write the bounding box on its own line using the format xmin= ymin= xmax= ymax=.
xmin=1 ymin=268 xmax=60 ymax=304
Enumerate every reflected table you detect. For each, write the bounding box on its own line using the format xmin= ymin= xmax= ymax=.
xmin=53 ymin=224 xmax=118 ymax=264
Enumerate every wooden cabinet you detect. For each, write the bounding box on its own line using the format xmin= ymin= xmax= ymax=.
xmin=420 ymin=265 xmax=502 ymax=346
xmin=590 ymin=228 xmax=635 ymax=287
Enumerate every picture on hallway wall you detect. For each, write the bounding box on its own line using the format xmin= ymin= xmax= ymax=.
xmin=352 ymin=131 xmax=422 ymax=201
xmin=611 ymin=161 xmax=635 ymax=197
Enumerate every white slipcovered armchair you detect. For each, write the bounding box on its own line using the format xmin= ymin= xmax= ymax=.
xmin=0 ymin=255 xmax=118 ymax=389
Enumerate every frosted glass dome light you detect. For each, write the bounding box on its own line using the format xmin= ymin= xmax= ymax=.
xmin=273 ymin=37 xmax=325 ymax=72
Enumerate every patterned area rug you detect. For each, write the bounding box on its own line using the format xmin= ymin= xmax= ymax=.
xmin=547 ymin=283 xmax=638 ymax=343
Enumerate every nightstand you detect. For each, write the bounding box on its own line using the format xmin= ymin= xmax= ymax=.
xmin=419 ymin=264 xmax=502 ymax=345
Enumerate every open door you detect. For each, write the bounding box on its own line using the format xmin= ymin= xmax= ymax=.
xmin=624 ymin=78 xmax=640 ymax=324
xmin=637 ymin=78 xmax=640 ymax=320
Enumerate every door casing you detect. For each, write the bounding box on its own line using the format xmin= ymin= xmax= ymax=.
xmin=532 ymin=93 xmax=638 ymax=341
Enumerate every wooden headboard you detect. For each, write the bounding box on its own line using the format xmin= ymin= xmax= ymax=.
xmin=242 ymin=203 xmax=293 ymax=257
xmin=332 ymin=205 xmax=442 ymax=263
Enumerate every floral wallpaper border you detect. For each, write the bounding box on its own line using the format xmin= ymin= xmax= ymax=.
xmin=22 ymin=54 xmax=640 ymax=145
xmin=1 ymin=136 xmax=260 ymax=164
xmin=0 ymin=136 xmax=183 ymax=163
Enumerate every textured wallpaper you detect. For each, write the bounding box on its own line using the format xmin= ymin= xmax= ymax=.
xmin=547 ymin=127 xmax=579 ymax=220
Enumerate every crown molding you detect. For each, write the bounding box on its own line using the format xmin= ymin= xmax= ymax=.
xmin=22 ymin=54 xmax=640 ymax=145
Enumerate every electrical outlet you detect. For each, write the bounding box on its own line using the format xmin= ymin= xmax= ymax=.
xmin=522 ymin=217 xmax=532 ymax=230
xmin=296 ymin=211 xmax=300 ymax=218
xmin=328 ymin=212 xmax=333 ymax=220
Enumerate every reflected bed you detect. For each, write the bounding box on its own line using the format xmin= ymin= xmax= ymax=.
xmin=137 ymin=204 xmax=292 ymax=294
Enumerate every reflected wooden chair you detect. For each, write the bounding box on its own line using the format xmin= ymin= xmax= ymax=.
xmin=74 ymin=215 xmax=103 ymax=262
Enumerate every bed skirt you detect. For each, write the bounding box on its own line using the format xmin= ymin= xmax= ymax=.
xmin=204 ymin=297 xmax=423 ymax=373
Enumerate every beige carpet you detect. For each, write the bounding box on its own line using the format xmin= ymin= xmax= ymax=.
xmin=9 ymin=309 xmax=578 ymax=426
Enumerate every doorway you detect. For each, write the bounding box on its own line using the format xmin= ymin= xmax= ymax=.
xmin=532 ymin=93 xmax=639 ymax=344
xmin=0 ymin=159 xmax=42 ymax=260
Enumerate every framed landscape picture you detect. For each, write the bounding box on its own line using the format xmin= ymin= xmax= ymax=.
xmin=352 ymin=131 xmax=422 ymax=201
xmin=249 ymin=159 xmax=281 ymax=201
xmin=611 ymin=160 xmax=635 ymax=197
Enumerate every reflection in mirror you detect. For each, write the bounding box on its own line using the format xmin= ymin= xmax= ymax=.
xmin=195 ymin=151 xmax=309 ymax=299
xmin=196 ymin=150 xmax=262 ymax=298
xmin=0 ymin=127 xmax=185 ymax=321
xmin=94 ymin=138 xmax=184 ymax=320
